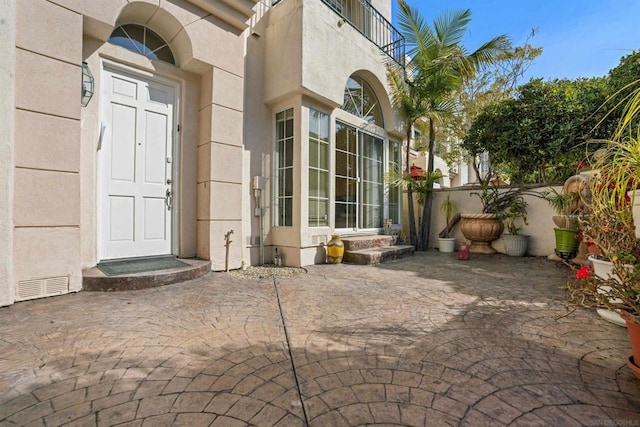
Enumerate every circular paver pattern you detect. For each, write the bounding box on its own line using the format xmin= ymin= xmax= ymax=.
xmin=1 ymin=252 xmax=639 ymax=426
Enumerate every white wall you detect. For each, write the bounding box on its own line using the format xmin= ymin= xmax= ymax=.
xmin=429 ymin=186 xmax=561 ymax=256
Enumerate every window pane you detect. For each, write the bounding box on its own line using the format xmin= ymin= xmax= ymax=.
xmin=310 ymin=140 xmax=319 ymax=168
xmin=275 ymin=108 xmax=294 ymax=226
xmin=285 ymin=139 xmax=293 ymax=166
xmin=319 ymin=114 xmax=329 ymax=142
xmin=309 ymin=170 xmax=318 ymax=197
xmin=284 ymin=199 xmax=292 ymax=225
xmin=108 ymin=24 xmax=175 ymax=65
xmin=336 ymin=177 xmax=349 ymax=201
xmin=341 ymin=76 xmax=383 ymax=126
xmin=285 ymin=168 xmax=293 ymax=196
xmin=285 ymin=116 xmax=293 ymax=137
xmin=318 ymin=200 xmax=328 ymax=225
xmin=309 ymin=201 xmax=318 ymax=227
xmin=318 ymin=171 xmax=328 ymax=198
xmin=319 ymin=142 xmax=328 ymax=170
xmin=336 ymin=123 xmax=348 ymax=151
xmin=336 ymin=151 xmax=349 ymax=177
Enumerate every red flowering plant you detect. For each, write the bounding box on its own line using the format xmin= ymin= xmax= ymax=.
xmin=575 ymin=265 xmax=591 ymax=279
xmin=571 ymin=84 xmax=640 ymax=323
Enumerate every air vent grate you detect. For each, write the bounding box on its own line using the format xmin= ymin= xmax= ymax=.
xmin=16 ymin=279 xmax=44 ymax=300
xmin=46 ymin=276 xmax=69 ymax=295
xmin=16 ymin=276 xmax=69 ymax=301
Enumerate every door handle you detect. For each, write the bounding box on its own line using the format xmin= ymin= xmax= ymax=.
xmin=165 ymin=188 xmax=172 ymax=211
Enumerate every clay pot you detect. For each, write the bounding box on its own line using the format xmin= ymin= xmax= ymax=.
xmin=621 ymin=311 xmax=640 ymax=379
xmin=460 ymin=214 xmax=504 ymax=254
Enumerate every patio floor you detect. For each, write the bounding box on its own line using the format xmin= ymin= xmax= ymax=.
xmin=1 ymin=252 xmax=639 ymax=426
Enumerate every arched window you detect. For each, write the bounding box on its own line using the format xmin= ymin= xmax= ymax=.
xmin=109 ymin=24 xmax=176 ymax=65
xmin=342 ymin=76 xmax=383 ymax=126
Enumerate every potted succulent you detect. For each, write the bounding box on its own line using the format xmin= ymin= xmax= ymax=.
xmin=501 ymin=196 xmax=529 ymax=256
xmin=438 ymin=195 xmax=457 ymax=253
xmin=571 ymin=84 xmax=640 ymax=377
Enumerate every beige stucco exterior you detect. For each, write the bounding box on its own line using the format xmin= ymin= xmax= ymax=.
xmin=1 ymin=0 xmax=421 ymax=306
xmin=2 ymin=0 xmax=258 ymax=306
xmin=0 ymin=0 xmax=16 ymax=307
xmin=244 ymin=0 xmax=405 ymax=267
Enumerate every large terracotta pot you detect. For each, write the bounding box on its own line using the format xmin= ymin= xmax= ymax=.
xmin=460 ymin=213 xmax=504 ymax=254
xmin=621 ymin=311 xmax=640 ymax=379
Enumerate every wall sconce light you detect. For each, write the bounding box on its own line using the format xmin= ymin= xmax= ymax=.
xmin=81 ymin=62 xmax=94 ymax=107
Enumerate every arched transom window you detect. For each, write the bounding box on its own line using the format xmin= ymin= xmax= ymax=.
xmin=109 ymin=24 xmax=176 ymax=65
xmin=341 ymin=76 xmax=383 ymax=126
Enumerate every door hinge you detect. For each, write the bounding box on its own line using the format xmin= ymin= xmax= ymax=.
xmin=177 ymin=124 xmax=181 ymax=132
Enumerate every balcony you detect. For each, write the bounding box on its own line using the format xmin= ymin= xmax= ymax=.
xmin=271 ymin=0 xmax=405 ymax=68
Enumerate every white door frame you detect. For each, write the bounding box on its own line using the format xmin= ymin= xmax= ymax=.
xmin=334 ymin=120 xmax=385 ymax=234
xmin=97 ymin=61 xmax=181 ymax=261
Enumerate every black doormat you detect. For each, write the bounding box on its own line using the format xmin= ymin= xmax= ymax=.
xmin=97 ymin=256 xmax=189 ymax=276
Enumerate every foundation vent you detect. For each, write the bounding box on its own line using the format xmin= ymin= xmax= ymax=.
xmin=16 ymin=276 xmax=70 ymax=301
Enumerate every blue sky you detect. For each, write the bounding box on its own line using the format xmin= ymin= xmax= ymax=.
xmin=393 ymin=0 xmax=640 ymax=81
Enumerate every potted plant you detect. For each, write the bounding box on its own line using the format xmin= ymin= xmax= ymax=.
xmin=570 ymin=84 xmax=640 ymax=377
xmin=460 ymin=174 xmax=527 ymax=254
xmin=542 ymin=187 xmax=582 ymax=256
xmin=501 ymin=196 xmax=529 ymax=256
xmin=542 ymin=187 xmax=582 ymax=229
xmin=438 ymin=195 xmax=457 ymax=253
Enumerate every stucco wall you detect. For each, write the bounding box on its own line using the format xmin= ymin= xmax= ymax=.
xmin=0 ymin=0 xmax=16 ymax=306
xmin=14 ymin=0 xmax=83 ymax=295
xmin=2 ymin=0 xmax=252 ymax=306
xmin=429 ymin=186 xmax=560 ymax=257
xmin=75 ymin=1 xmax=248 ymax=272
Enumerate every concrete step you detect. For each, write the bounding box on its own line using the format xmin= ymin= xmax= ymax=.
xmin=343 ymin=244 xmax=414 ymax=265
xmin=341 ymin=235 xmax=397 ymax=251
xmin=82 ymin=258 xmax=211 ymax=291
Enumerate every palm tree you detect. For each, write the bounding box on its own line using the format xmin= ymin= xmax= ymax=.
xmin=387 ymin=65 xmax=427 ymax=247
xmin=396 ymin=0 xmax=512 ymax=250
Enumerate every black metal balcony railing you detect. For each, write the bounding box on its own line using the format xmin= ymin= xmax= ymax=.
xmin=271 ymin=0 xmax=405 ymax=69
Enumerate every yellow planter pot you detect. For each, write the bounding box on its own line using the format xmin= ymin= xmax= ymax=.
xmin=327 ymin=234 xmax=344 ymax=264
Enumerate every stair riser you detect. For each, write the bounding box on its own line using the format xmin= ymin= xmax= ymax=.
xmin=342 ymin=236 xmax=397 ymax=251
xmin=344 ymin=247 xmax=414 ymax=265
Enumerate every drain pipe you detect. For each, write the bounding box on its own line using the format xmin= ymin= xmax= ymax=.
xmin=253 ymin=176 xmax=265 ymax=265
xmin=224 ymin=229 xmax=234 ymax=272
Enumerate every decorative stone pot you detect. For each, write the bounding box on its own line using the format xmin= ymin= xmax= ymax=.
xmin=502 ymin=234 xmax=529 ymax=257
xmin=327 ymin=234 xmax=344 ymax=264
xmin=552 ymin=215 xmax=580 ymax=229
xmin=438 ymin=237 xmax=456 ymax=253
xmin=460 ymin=213 xmax=504 ymax=254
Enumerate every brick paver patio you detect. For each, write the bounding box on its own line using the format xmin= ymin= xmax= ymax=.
xmin=1 ymin=252 xmax=639 ymax=426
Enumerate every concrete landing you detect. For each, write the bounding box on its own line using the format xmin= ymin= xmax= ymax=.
xmin=82 ymin=258 xmax=211 ymax=291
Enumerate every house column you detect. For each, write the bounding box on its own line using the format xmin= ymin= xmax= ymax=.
xmin=197 ymin=67 xmax=245 ymax=270
xmin=13 ymin=0 xmax=83 ymax=299
xmin=0 ymin=0 xmax=16 ymax=306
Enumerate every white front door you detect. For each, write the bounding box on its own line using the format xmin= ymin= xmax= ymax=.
xmin=99 ymin=68 xmax=176 ymax=260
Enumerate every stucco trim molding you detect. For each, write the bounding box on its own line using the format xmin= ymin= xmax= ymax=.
xmin=187 ymin=0 xmax=258 ymax=31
